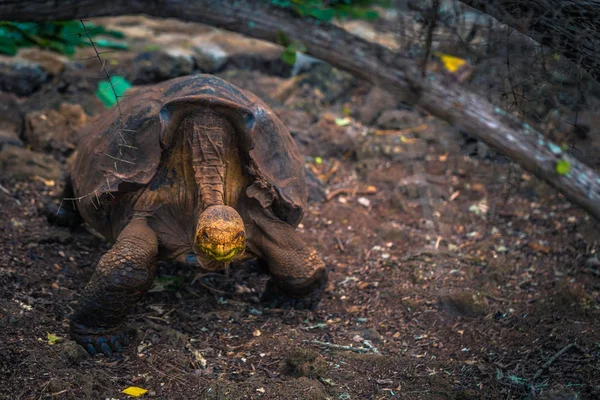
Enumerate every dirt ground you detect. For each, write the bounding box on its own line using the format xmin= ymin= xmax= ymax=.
xmin=1 ymin=15 xmax=599 ymax=400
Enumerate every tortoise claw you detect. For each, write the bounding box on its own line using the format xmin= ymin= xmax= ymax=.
xmin=70 ymin=322 xmax=130 ymax=358
xmin=261 ymin=277 xmax=326 ymax=311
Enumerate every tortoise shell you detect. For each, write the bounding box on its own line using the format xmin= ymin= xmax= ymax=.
xmin=70 ymin=74 xmax=307 ymax=238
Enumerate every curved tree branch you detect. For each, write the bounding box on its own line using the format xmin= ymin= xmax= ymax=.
xmin=1 ymin=0 xmax=600 ymax=220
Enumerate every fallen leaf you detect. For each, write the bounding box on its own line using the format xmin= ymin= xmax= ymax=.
xmin=555 ymin=159 xmax=571 ymax=175
xmin=122 ymin=386 xmax=148 ymax=398
xmin=334 ymin=117 xmax=351 ymax=126
xmin=432 ymin=51 xmax=467 ymax=73
xmin=253 ymin=329 xmax=262 ymax=337
xmin=47 ymin=332 xmax=61 ymax=345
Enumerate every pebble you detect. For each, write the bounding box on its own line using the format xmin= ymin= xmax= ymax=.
xmin=357 ymin=197 xmax=371 ymax=207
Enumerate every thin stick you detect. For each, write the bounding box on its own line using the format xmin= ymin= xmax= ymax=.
xmin=304 ymin=340 xmax=377 ymax=354
xmin=532 ymin=343 xmax=585 ymax=380
xmin=326 ymin=186 xmax=377 ymax=201
xmin=335 ymin=236 xmax=345 ymax=253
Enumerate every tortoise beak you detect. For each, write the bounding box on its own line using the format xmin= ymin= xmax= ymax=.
xmin=199 ymin=244 xmax=244 ymax=262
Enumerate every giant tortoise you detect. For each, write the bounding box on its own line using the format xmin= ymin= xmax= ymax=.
xmin=51 ymin=74 xmax=328 ymax=357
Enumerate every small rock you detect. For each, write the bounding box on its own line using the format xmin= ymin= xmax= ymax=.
xmin=439 ymin=291 xmax=487 ymax=317
xmin=0 ymin=56 xmax=49 ymax=96
xmin=18 ymin=48 xmax=67 ymax=76
xmin=357 ymin=86 xmax=397 ymax=124
xmin=0 ymin=145 xmax=62 ymax=180
xmin=297 ymin=63 xmax=356 ymax=104
xmin=193 ymin=42 xmax=228 ymax=72
xmin=376 ymin=109 xmax=422 ymax=130
xmin=191 ymin=32 xmax=287 ymax=74
xmin=59 ymin=340 xmax=90 ymax=364
xmin=23 ymin=103 xmax=88 ymax=151
xmin=130 ymin=51 xmax=195 ymax=84
xmin=350 ymin=328 xmax=383 ymax=344
xmin=357 ymin=197 xmax=371 ymax=208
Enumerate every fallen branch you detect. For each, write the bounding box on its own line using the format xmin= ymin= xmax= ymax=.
xmin=304 ymin=339 xmax=379 ymax=354
xmin=2 ymin=0 xmax=600 ymax=220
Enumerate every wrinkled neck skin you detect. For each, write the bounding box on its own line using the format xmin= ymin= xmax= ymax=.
xmin=185 ymin=111 xmax=247 ymax=268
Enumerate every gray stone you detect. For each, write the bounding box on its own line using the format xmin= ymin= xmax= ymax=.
xmin=0 ymin=56 xmax=49 ymax=96
xmin=193 ymin=42 xmax=228 ymax=73
xmin=0 ymin=145 xmax=61 ymax=180
xmin=130 ymin=51 xmax=195 ymax=85
xmin=58 ymin=340 xmax=90 ymax=364
xmin=23 ymin=103 xmax=88 ymax=151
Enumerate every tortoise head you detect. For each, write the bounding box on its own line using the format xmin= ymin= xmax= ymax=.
xmin=194 ymin=205 xmax=246 ymax=263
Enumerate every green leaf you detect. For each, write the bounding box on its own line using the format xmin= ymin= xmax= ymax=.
xmin=47 ymin=332 xmax=61 ymax=345
xmin=96 ymin=76 xmax=132 ymax=108
xmin=335 ymin=117 xmax=351 ymax=126
xmin=94 ymin=39 xmax=128 ymax=50
xmin=282 ymin=46 xmax=297 ymax=65
xmin=555 ymin=160 xmax=571 ymax=175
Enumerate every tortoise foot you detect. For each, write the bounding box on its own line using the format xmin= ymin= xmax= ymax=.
xmin=261 ymin=277 xmax=326 ymax=311
xmin=70 ymin=322 xmax=130 ymax=358
xmin=45 ymin=201 xmax=82 ymax=228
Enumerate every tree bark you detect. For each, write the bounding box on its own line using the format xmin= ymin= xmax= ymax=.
xmin=458 ymin=0 xmax=600 ymax=83
xmin=2 ymin=0 xmax=600 ymax=221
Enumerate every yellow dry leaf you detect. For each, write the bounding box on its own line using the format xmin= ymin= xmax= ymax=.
xmin=47 ymin=332 xmax=61 ymax=345
xmin=433 ymin=51 xmax=467 ymax=73
xmin=122 ymin=386 xmax=148 ymax=398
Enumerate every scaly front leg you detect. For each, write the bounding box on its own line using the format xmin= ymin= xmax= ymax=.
xmin=245 ymin=204 xmax=328 ymax=310
xmin=70 ymin=218 xmax=158 ymax=357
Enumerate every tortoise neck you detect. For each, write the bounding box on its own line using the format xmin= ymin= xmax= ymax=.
xmin=185 ymin=111 xmax=232 ymax=210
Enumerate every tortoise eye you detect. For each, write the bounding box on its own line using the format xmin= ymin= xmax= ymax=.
xmin=236 ymin=231 xmax=245 ymax=240
xmin=202 ymin=231 xmax=210 ymax=240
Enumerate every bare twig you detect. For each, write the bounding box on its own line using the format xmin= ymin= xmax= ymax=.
xmin=532 ymin=343 xmax=586 ymax=380
xmin=335 ymin=236 xmax=345 ymax=253
xmin=421 ymin=0 xmax=440 ymax=77
xmin=326 ymin=186 xmax=377 ymax=201
xmin=304 ymin=339 xmax=379 ymax=354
